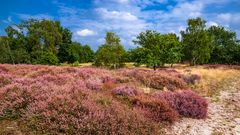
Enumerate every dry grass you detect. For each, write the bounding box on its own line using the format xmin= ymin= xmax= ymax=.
xmin=175 ymin=65 xmax=240 ymax=97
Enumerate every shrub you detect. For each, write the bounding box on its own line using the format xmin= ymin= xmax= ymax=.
xmin=0 ymin=74 xmax=12 ymax=88
xmin=33 ymin=51 xmax=59 ymax=65
xmin=131 ymin=95 xmax=179 ymax=123
xmin=72 ymin=61 xmax=80 ymax=67
xmin=112 ymin=86 xmax=138 ymax=97
xmin=156 ymin=90 xmax=208 ymax=119
xmin=86 ymin=77 xmax=103 ymax=91
xmin=127 ymin=69 xmax=187 ymax=91
xmin=0 ymin=84 xmax=33 ymax=119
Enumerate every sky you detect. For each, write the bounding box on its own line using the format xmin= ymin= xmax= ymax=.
xmin=0 ymin=0 xmax=240 ymax=50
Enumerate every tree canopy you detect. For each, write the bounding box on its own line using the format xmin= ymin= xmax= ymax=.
xmin=0 ymin=17 xmax=240 ymax=67
xmin=181 ymin=17 xmax=213 ymax=65
xmin=133 ymin=30 xmax=182 ymax=69
xmin=94 ymin=32 xmax=126 ymax=69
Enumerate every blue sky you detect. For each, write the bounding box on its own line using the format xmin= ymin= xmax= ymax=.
xmin=1 ymin=0 xmax=240 ymax=50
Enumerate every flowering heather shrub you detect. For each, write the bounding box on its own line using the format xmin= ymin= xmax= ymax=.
xmin=156 ymin=90 xmax=208 ymax=119
xmin=0 ymin=64 xmax=208 ymax=134
xmin=131 ymin=95 xmax=179 ymax=123
xmin=101 ymin=75 xmax=118 ymax=83
xmin=0 ymin=65 xmax=162 ymax=134
xmin=126 ymin=69 xmax=187 ymax=91
xmin=0 ymin=74 xmax=12 ymax=88
xmin=0 ymin=65 xmax=9 ymax=73
xmin=0 ymin=84 xmax=33 ymax=119
xmin=113 ymin=86 xmax=138 ymax=97
xmin=86 ymin=77 xmax=103 ymax=91
xmin=102 ymin=81 xmax=116 ymax=90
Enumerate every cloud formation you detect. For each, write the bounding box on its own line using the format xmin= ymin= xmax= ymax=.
xmin=77 ymin=29 xmax=96 ymax=37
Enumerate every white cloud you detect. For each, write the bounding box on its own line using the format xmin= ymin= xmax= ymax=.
xmin=53 ymin=0 xmax=240 ymax=49
xmin=76 ymin=29 xmax=96 ymax=37
xmin=96 ymin=8 xmax=138 ymax=21
xmin=171 ymin=1 xmax=203 ymax=19
xmin=206 ymin=21 xmax=218 ymax=27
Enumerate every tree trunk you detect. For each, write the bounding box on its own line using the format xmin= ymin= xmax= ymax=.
xmin=153 ymin=65 xmax=156 ymax=70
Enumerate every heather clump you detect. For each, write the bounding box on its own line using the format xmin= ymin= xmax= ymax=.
xmin=132 ymin=95 xmax=179 ymax=123
xmin=126 ymin=69 xmax=187 ymax=91
xmin=86 ymin=76 xmax=103 ymax=91
xmin=0 ymin=74 xmax=12 ymax=88
xmin=112 ymin=86 xmax=138 ymax=97
xmin=0 ymin=64 xmax=209 ymax=134
xmin=156 ymin=90 xmax=208 ymax=119
xmin=0 ymin=65 xmax=159 ymax=134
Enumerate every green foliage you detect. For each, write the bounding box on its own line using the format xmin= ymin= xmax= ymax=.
xmin=133 ymin=30 xmax=182 ymax=69
xmin=12 ymin=48 xmax=31 ymax=64
xmin=0 ymin=18 xmax=240 ymax=66
xmin=94 ymin=32 xmax=126 ymax=69
xmin=72 ymin=61 xmax=80 ymax=67
xmin=33 ymin=51 xmax=59 ymax=65
xmin=127 ymin=47 xmax=146 ymax=65
xmin=0 ymin=37 xmax=12 ymax=63
xmin=66 ymin=43 xmax=94 ymax=63
xmin=208 ymin=26 xmax=240 ymax=64
xmin=0 ymin=19 xmax=94 ymax=65
xmin=181 ymin=17 xmax=214 ymax=65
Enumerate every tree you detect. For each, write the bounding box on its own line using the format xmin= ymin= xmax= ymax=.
xmin=162 ymin=33 xmax=183 ymax=67
xmin=181 ymin=17 xmax=213 ymax=65
xmin=207 ymin=26 xmax=239 ymax=64
xmin=81 ymin=45 xmax=94 ymax=62
xmin=133 ymin=30 xmax=163 ymax=70
xmin=94 ymin=32 xmax=126 ymax=69
xmin=133 ymin=30 xmax=182 ymax=69
xmin=33 ymin=51 xmax=59 ymax=65
xmin=0 ymin=37 xmax=13 ymax=63
xmin=21 ymin=19 xmax=62 ymax=54
xmin=126 ymin=47 xmax=146 ymax=66
xmin=3 ymin=19 xmax=64 ymax=65
xmin=57 ymin=27 xmax=73 ymax=63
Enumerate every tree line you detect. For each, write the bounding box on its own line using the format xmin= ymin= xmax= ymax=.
xmin=0 ymin=17 xmax=239 ymax=69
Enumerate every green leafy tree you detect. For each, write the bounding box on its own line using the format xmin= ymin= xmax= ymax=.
xmin=3 ymin=19 xmax=64 ymax=65
xmin=33 ymin=51 xmax=59 ymax=65
xmin=162 ymin=33 xmax=182 ymax=67
xmin=81 ymin=45 xmax=94 ymax=62
xmin=181 ymin=17 xmax=213 ymax=65
xmin=126 ymin=47 xmax=146 ymax=65
xmin=207 ymin=26 xmax=239 ymax=64
xmin=133 ymin=31 xmax=182 ymax=69
xmin=0 ymin=37 xmax=13 ymax=63
xmin=94 ymin=32 xmax=126 ymax=69
xmin=133 ymin=30 xmax=163 ymax=70
xmin=57 ymin=27 xmax=73 ymax=63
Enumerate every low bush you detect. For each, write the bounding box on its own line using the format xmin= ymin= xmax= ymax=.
xmin=112 ymin=86 xmax=138 ymax=97
xmin=156 ymin=90 xmax=208 ymax=119
xmin=33 ymin=51 xmax=59 ymax=65
xmin=132 ymin=95 xmax=179 ymax=123
xmin=86 ymin=77 xmax=103 ymax=91
xmin=126 ymin=69 xmax=187 ymax=91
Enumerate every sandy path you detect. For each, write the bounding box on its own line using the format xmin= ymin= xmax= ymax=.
xmin=164 ymin=77 xmax=240 ymax=135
